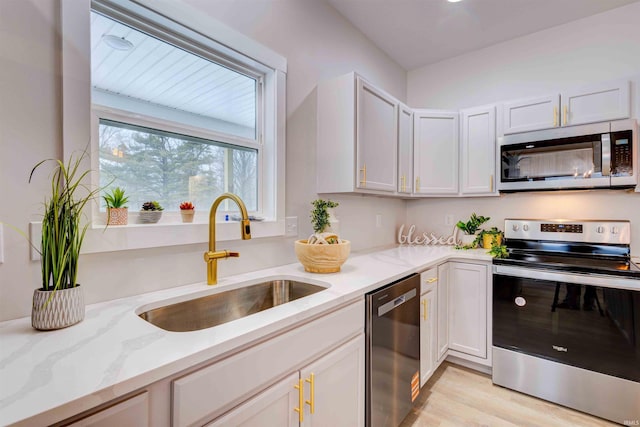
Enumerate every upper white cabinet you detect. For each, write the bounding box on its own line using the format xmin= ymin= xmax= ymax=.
xmin=460 ymin=105 xmax=497 ymax=195
xmin=317 ymin=73 xmax=398 ymax=194
xmin=398 ymin=103 xmax=414 ymax=194
xmin=413 ymin=110 xmax=459 ymax=195
xmin=503 ymin=80 xmax=630 ymax=134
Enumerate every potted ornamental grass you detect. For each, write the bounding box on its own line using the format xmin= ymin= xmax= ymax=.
xmin=29 ymin=153 xmax=100 ymax=330
xmin=103 ymin=186 xmax=129 ymax=225
xmin=179 ymin=201 xmax=195 ymax=223
xmin=139 ymin=201 xmax=163 ymax=224
xmin=294 ymin=199 xmax=350 ymax=273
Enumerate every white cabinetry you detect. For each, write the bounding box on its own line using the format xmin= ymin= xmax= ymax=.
xmin=503 ymin=80 xmax=630 ymax=134
xmin=413 ymin=110 xmax=459 ymax=195
xmin=172 ymin=301 xmax=364 ymax=427
xmin=317 ymin=73 xmax=398 ymax=194
xmin=65 ymin=392 xmax=149 ymax=427
xmin=208 ymin=336 xmax=364 ymax=427
xmin=448 ymin=262 xmax=490 ymax=364
xmin=398 ymin=103 xmax=414 ymax=194
xmin=436 ymin=263 xmax=450 ymax=362
xmin=460 ymin=105 xmax=496 ymax=195
xmin=419 ymin=268 xmax=438 ymax=387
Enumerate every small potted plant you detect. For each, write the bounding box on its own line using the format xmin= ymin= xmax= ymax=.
xmin=294 ymin=199 xmax=350 ymax=273
xmin=456 ymin=213 xmax=490 ymax=247
xmin=29 ymin=152 xmax=100 ymax=330
xmin=139 ymin=201 xmax=163 ymax=224
xmin=179 ymin=201 xmax=195 ymax=223
xmin=103 ymin=187 xmax=129 ymax=225
xmin=479 ymin=227 xmax=503 ymax=249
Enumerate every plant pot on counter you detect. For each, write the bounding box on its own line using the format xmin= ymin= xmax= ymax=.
xmin=482 ymin=234 xmax=503 ymax=249
xmin=294 ymin=239 xmax=351 ymax=273
xmin=459 ymin=233 xmax=477 ymax=247
xmin=32 ymin=286 xmax=85 ymax=330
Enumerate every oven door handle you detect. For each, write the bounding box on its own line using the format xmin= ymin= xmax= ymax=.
xmin=493 ymin=265 xmax=640 ymax=291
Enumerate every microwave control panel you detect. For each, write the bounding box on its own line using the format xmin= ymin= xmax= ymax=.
xmin=611 ymin=130 xmax=633 ymax=176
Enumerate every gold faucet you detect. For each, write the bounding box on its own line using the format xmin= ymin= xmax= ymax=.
xmin=203 ymin=193 xmax=252 ymax=285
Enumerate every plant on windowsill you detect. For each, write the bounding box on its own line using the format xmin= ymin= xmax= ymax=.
xmin=103 ymin=187 xmax=129 ymax=226
xmin=294 ymin=199 xmax=350 ymax=273
xmin=28 ymin=152 xmax=100 ymax=330
xmin=139 ymin=201 xmax=163 ymax=224
xmin=456 ymin=213 xmax=490 ymax=247
xmin=179 ymin=201 xmax=195 ymax=223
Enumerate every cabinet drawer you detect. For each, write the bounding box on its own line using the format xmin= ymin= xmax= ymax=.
xmin=64 ymin=392 xmax=148 ymax=427
xmin=420 ymin=267 xmax=438 ymax=294
xmin=172 ymin=300 xmax=364 ymax=427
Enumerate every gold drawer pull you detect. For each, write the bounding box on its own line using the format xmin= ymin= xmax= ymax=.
xmin=305 ymin=373 xmax=315 ymax=414
xmin=563 ymin=105 xmax=568 ymax=125
xmin=294 ymin=378 xmax=304 ymax=422
xmin=360 ymin=163 xmax=367 ymax=187
xmin=425 ymin=277 xmax=437 ymax=284
xmin=553 ymin=106 xmax=558 ymax=127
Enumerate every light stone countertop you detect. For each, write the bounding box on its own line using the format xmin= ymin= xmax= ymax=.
xmin=0 ymin=245 xmax=492 ymax=426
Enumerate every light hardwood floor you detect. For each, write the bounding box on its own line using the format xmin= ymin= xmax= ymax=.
xmin=400 ymin=362 xmax=617 ymax=427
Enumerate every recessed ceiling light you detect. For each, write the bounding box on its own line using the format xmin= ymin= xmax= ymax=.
xmin=102 ymin=34 xmax=134 ymax=51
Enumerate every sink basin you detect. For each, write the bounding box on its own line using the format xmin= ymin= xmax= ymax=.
xmin=138 ymin=279 xmax=327 ymax=332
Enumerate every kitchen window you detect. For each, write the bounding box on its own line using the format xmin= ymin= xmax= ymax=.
xmin=58 ymin=0 xmax=286 ymax=253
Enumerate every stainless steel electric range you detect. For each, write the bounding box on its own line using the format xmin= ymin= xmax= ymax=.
xmin=492 ymin=219 xmax=640 ymax=425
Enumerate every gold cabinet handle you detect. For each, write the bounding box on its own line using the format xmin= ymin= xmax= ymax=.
xmin=563 ymin=105 xmax=568 ymax=125
xmin=294 ymin=378 xmax=304 ymax=422
xmin=415 ymin=176 xmax=420 ymax=192
xmin=424 ymin=277 xmax=437 ymax=284
xmin=490 ymin=174 xmax=494 ymax=192
xmin=359 ymin=163 xmax=367 ymax=187
xmin=553 ymin=106 xmax=558 ymax=127
xmin=422 ymin=299 xmax=428 ymax=321
xmin=305 ymin=373 xmax=315 ymax=414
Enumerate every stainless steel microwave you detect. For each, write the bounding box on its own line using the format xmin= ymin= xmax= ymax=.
xmin=498 ymin=119 xmax=637 ymax=192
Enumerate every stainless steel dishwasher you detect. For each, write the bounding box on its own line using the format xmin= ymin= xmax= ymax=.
xmin=366 ymin=273 xmax=420 ymax=427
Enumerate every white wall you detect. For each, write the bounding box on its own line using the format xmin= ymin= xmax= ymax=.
xmin=406 ymin=2 xmax=640 ymax=253
xmin=0 ymin=0 xmax=407 ymax=321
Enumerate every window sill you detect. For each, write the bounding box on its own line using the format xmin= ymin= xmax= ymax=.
xmin=29 ymin=219 xmax=285 ymax=259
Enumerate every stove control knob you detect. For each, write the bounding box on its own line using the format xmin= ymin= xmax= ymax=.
xmin=523 ymin=224 xmax=529 ymax=231
xmin=512 ymin=224 xmax=519 ymax=232
xmin=596 ymin=226 xmax=605 ymax=234
xmin=611 ymin=226 xmax=619 ymax=235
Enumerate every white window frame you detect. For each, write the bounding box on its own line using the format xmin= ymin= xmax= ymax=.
xmin=55 ymin=0 xmax=286 ymax=255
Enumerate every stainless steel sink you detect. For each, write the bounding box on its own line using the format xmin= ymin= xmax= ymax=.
xmin=138 ymin=280 xmax=327 ymax=332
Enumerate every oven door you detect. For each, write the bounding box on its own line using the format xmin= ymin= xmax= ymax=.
xmin=493 ymin=265 xmax=640 ymax=382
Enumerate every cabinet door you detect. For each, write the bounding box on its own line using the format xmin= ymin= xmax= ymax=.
xmin=460 ymin=105 xmax=496 ymax=195
xmin=436 ymin=263 xmax=450 ymax=362
xmin=502 ymin=94 xmax=559 ymax=134
xmin=561 ymin=80 xmax=630 ymax=126
xmin=448 ymin=262 xmax=488 ymax=359
xmin=66 ymin=392 xmax=149 ymax=427
xmin=356 ymin=78 xmax=398 ymax=192
xmin=398 ymin=104 xmax=413 ymax=194
xmin=420 ymin=287 xmax=437 ymax=387
xmin=413 ymin=110 xmax=459 ymax=195
xmin=206 ymin=373 xmax=299 ymax=427
xmin=301 ymin=334 xmax=364 ymax=427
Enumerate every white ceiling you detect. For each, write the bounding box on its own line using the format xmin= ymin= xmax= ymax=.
xmin=327 ymin=0 xmax=640 ymax=70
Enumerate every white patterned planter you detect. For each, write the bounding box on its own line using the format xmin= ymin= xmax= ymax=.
xmin=32 ymin=286 xmax=85 ymax=330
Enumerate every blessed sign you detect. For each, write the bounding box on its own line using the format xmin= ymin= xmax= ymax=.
xmin=397 ymin=224 xmax=458 ymax=246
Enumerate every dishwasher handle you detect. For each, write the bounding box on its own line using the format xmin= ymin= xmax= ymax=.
xmin=377 ymin=288 xmax=417 ymax=317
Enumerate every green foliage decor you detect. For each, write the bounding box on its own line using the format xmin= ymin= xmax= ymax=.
xmin=30 ymin=153 xmax=100 ymax=292
xmin=456 ymin=213 xmax=490 ymax=235
xmin=310 ymin=199 xmax=338 ymax=234
xmin=103 ymin=186 xmax=128 ymax=208
xmin=141 ymin=201 xmax=163 ymax=211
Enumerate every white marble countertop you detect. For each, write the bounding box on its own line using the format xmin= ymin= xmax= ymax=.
xmin=0 ymin=245 xmax=491 ymax=426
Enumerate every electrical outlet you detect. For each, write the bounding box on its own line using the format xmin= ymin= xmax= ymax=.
xmin=0 ymin=224 xmax=4 ymax=264
xmin=445 ymin=214 xmax=454 ymax=226
xmin=285 ymin=216 xmax=298 ymax=237
xmin=376 ymin=214 xmax=382 ymax=228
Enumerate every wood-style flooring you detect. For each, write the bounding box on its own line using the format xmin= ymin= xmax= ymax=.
xmin=400 ymin=362 xmax=617 ymax=427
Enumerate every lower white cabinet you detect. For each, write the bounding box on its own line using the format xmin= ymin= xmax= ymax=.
xmin=448 ymin=262 xmax=489 ymax=360
xmin=436 ymin=263 xmax=450 ymax=362
xmin=208 ymin=335 xmax=364 ymax=427
xmin=419 ymin=269 xmax=438 ymax=387
xmin=64 ymin=392 xmax=149 ymax=427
